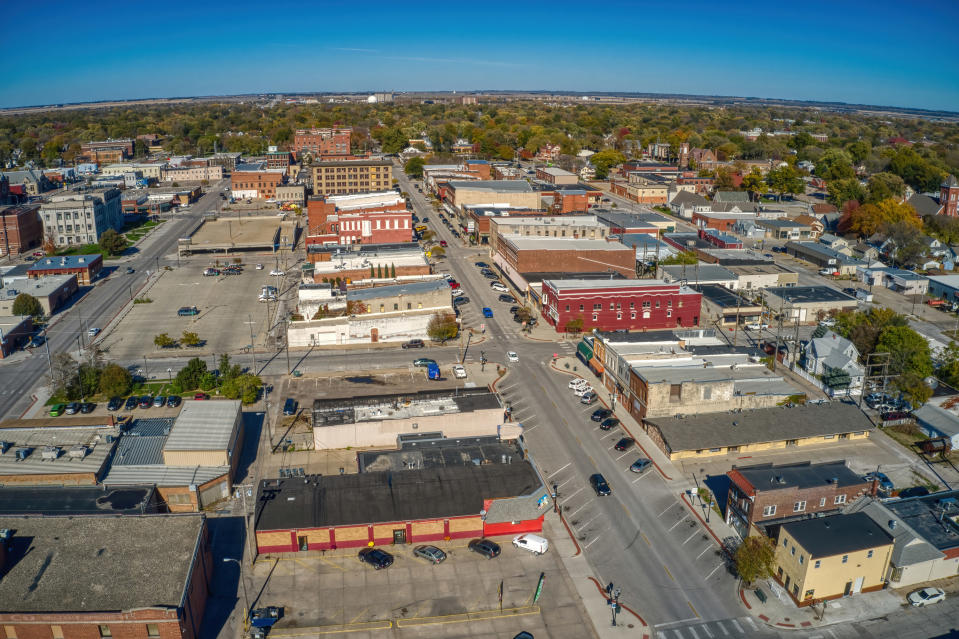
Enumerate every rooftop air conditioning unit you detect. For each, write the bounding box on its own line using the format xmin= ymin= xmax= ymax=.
xmin=68 ymin=445 xmax=88 ymax=459
xmin=15 ymin=447 xmax=32 ymax=461
xmin=41 ymin=446 xmax=61 ymax=460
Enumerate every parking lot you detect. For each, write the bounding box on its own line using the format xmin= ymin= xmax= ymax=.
xmin=99 ymin=258 xmax=295 ymax=361
xmin=253 ymin=534 xmax=594 ymax=639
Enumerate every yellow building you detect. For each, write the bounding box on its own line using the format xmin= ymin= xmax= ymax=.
xmin=775 ymin=512 xmax=893 ymax=607
xmin=311 ymin=159 xmax=393 ymax=196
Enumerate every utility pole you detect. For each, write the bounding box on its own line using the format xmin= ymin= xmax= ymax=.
xmin=247 ymin=315 xmax=257 ymax=375
xmin=772 ymin=298 xmax=785 ymax=372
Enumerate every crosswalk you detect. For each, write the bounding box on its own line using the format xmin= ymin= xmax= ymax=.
xmin=655 ymin=616 xmax=776 ymax=639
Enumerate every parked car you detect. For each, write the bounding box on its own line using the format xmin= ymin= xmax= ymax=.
xmin=614 ymin=438 xmax=635 ymax=451
xmin=482 ymin=307 xmax=494 ymax=318
xmin=270 ymin=269 xmax=285 ymax=276
xmin=819 ymin=317 xmax=837 ymax=327
xmin=452 ymin=364 xmax=467 ymax=379
xmin=138 ymin=396 xmax=153 ymax=409
xmin=426 ymin=362 xmax=441 ymax=380
xmin=572 ymin=385 xmax=593 ymax=397
xmin=468 ymin=539 xmax=501 ymax=559
xmin=512 ymin=534 xmax=549 ymax=555
xmin=283 ymin=398 xmax=298 ymax=415
xmin=358 ymin=547 xmax=394 ymax=570
xmin=49 ymin=403 xmax=66 ymax=417
xmin=483 ymin=272 xmax=498 ymax=279
xmin=412 ymin=545 xmax=447 ymax=564
xmin=413 ymin=358 xmax=437 ymax=367
xmin=498 ymin=294 xmax=515 ymax=303
xmin=863 ymin=472 xmax=894 ymax=492
xmin=126 ymin=267 xmax=135 ymax=274
xmin=87 ymin=327 xmax=101 ymax=337
xmin=475 ymin=261 xmax=489 ymax=268
xmin=490 ymin=282 xmax=508 ymax=293
xmin=439 ymin=240 xmax=447 ymax=247
xmin=591 ymin=408 xmax=613 ymax=422
xmin=402 ymin=339 xmax=425 ymax=349
xmin=65 ymin=402 xmax=80 ymax=415
xmin=630 ymin=458 xmax=652 ymax=473
xmin=745 ymin=322 xmax=769 ymax=330
xmin=599 ymin=417 xmax=620 ymax=431
xmin=107 ymin=397 xmax=123 ymax=411
xmin=255 ymin=263 xmax=264 ymax=270
xmin=590 ymin=473 xmax=611 ymax=496
xmin=818 ymin=268 xmax=839 ymax=276
xmin=898 ymin=486 xmax=930 ymax=498
xmin=507 ymin=351 xmax=519 ymax=363
xmin=153 ymin=395 xmax=166 ymax=408
xmin=194 ymin=392 xmax=210 ymax=400
xmin=203 ymin=268 xmax=220 ymax=277
xmin=580 ymin=391 xmax=598 ymax=404
xmin=909 ymin=587 xmax=946 ymax=607
xmin=569 ymin=379 xmax=589 ymax=390
xmin=124 ymin=396 xmax=138 ymax=410
xmin=166 ymin=395 xmax=181 ymax=408
xmin=177 ymin=306 xmax=200 ymax=316
xmin=80 ymin=402 xmax=95 ymax=414
xmin=453 ymin=296 xmax=470 ymax=305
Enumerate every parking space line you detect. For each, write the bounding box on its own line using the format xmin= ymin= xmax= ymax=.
xmin=615 ymin=451 xmax=631 ymax=460
xmin=349 ymin=608 xmax=368 ymax=624
xmin=658 ymin=503 xmax=677 ymax=517
xmin=668 ymin=517 xmax=689 ymax=532
xmin=700 ymin=622 xmax=714 ymax=638
xmin=687 ymin=625 xmax=700 ymax=639
xmin=704 ymin=562 xmax=725 ymax=580
xmin=556 ymin=477 xmax=575 ymax=490
xmin=582 ymin=533 xmax=603 ymax=550
xmin=682 ymin=530 xmax=700 ymax=545
xmin=696 ymin=545 xmax=713 ymax=559
xmin=742 ymin=617 xmax=757 ymax=631
xmin=566 ymin=502 xmax=591 ymax=519
xmin=576 ymin=512 xmax=603 ymax=531
xmin=730 ymin=619 xmax=743 ymax=634
xmin=715 ymin=620 xmax=728 ymax=635
xmin=632 ymin=472 xmax=650 ymax=483
xmin=564 ymin=487 xmax=584 ymax=501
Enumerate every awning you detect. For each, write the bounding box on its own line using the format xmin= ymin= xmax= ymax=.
xmin=577 ymin=341 xmax=594 ymax=361
xmin=588 ymin=357 xmax=605 ymax=375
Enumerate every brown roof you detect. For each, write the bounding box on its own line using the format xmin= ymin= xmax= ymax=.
xmin=812 ymin=203 xmax=838 ymax=214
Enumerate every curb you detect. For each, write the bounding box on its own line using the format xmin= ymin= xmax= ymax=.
xmin=558 ymin=512 xmax=581 ymax=557
xmin=19 ymin=395 xmax=39 ymax=419
xmin=679 ymin=492 xmax=726 ymax=549
xmin=585 ymin=577 xmax=650 ymax=637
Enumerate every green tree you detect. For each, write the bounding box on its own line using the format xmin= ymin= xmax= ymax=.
xmin=735 ymin=536 xmax=776 ymax=587
xmin=390 ymin=263 xmax=396 ymax=278
xmin=404 ymin=156 xmax=425 ymax=178
xmin=741 ymin=168 xmax=768 ymax=201
xmin=153 ymin=333 xmax=176 ymax=348
xmin=816 ymin=149 xmax=855 ymax=181
xmin=828 ymin=178 xmax=867 ymax=209
xmin=564 ymin=317 xmax=584 ymax=333
xmin=427 ymin=312 xmax=459 ymax=341
xmin=660 ymin=251 xmax=699 ymax=266
xmin=11 ymin=293 xmax=42 ymax=318
xmin=98 ymin=363 xmax=132 ymax=398
xmin=765 ymin=165 xmax=804 ymax=200
xmin=175 ymin=357 xmax=208 ymax=391
xmin=589 ymin=149 xmax=626 ymax=180
xmin=429 ymin=246 xmax=445 ymax=258
xmin=866 ymin=172 xmax=906 ymax=204
xmin=181 ymin=331 xmax=200 ymax=347
xmin=98 ymin=229 xmax=126 ymax=256
xmin=937 ymin=342 xmax=959 ymax=389
xmin=218 ymin=353 xmax=242 ymax=381
xmin=876 ymin=325 xmax=933 ymax=379
xmin=221 ymin=373 xmax=262 ymax=404
xmin=897 ymin=371 xmax=933 ymax=406
xmin=845 ymin=140 xmax=871 ymax=164
xmin=838 ymin=198 xmax=921 ymax=238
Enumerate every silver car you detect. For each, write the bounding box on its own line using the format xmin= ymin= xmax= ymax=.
xmin=412 ymin=545 xmax=447 ymax=564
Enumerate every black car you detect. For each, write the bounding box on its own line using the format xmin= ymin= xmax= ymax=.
xmin=590 ymin=473 xmax=611 ymax=496
xmin=79 ymin=402 xmax=95 ymax=414
xmin=599 ymin=417 xmax=620 ymax=431
xmin=138 ymin=396 xmax=153 ymax=409
xmin=483 ymin=272 xmax=497 ymax=279
xmin=107 ymin=397 xmax=123 ymax=411
xmin=65 ymin=402 xmax=80 ymax=415
xmin=509 ymin=306 xmax=520 ymax=314
xmin=476 ymin=261 xmax=489 ymax=268
xmin=591 ymin=408 xmax=613 ymax=422
xmin=166 ymin=395 xmax=182 ymax=408
xmin=402 ymin=339 xmax=425 ymax=349
xmin=358 ymin=547 xmax=394 ymax=570
xmin=124 ymin=396 xmax=138 ymax=410
xmin=498 ymin=294 xmax=515 ymax=303
xmin=126 ymin=267 xmax=135 ymax=274
xmin=468 ymin=539 xmax=501 ymax=559
xmin=283 ymin=398 xmax=298 ymax=415
xmin=453 ymin=296 xmax=470 ymax=305
xmin=614 ymin=437 xmax=635 ymax=451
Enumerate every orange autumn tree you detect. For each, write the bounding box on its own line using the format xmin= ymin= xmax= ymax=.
xmin=839 ymin=198 xmax=922 ymax=238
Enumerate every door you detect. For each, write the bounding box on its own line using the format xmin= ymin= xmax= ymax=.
xmin=298 ymin=536 xmax=308 ymax=551
xmin=852 ymin=576 xmax=864 ymax=594
xmin=370 ymin=327 xmax=378 ymax=343
xmin=392 ymin=528 xmax=406 ymax=544
xmin=843 ymin=581 xmax=853 ymax=596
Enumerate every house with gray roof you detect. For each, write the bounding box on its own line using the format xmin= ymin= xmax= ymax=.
xmin=913 ymin=403 xmax=959 ymax=448
xmin=713 ymin=190 xmax=750 ymax=204
xmin=907 ymin=193 xmax=943 ymax=217
xmin=801 ymin=329 xmax=864 ymax=394
xmin=669 ymin=190 xmax=710 ymax=218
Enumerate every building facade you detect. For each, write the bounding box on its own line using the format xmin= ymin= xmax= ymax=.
xmin=496 ymin=237 xmax=636 ymax=279
xmin=27 ymin=254 xmax=103 ymax=286
xmin=39 ymin=190 xmax=122 ymax=247
xmin=80 ymin=139 xmax=134 ymax=164
xmin=310 ymin=160 xmax=392 ymax=196
xmin=231 ymin=167 xmax=286 ymax=200
xmin=0 ymin=204 xmax=42 ymax=256
xmin=292 ymin=127 xmax=352 ymax=156
xmin=161 ymin=165 xmax=223 ymax=182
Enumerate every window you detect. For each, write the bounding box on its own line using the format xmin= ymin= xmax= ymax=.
xmin=783 ymin=538 xmax=788 ymax=548
xmin=146 ymin=625 xmax=160 ymax=638
xmin=703 ymin=386 xmax=711 ymax=400
xmin=790 ymin=546 xmax=796 ymax=556
xmin=804 ymin=589 xmax=815 ymax=600
xmin=666 ymin=309 xmax=672 ymax=318
xmin=630 ymin=302 xmax=635 ymax=309
xmin=565 ymin=305 xmax=570 ymax=312
xmin=794 ymin=501 xmax=806 ymax=512
xmin=669 ymin=384 xmax=682 ymax=402
xmin=5 ymin=627 xmax=17 ymax=639
xmin=814 ymin=560 xmax=821 ymax=568
xmin=631 ymin=311 xmax=636 ymax=319
xmin=642 ymin=301 xmax=651 ymax=309
xmin=592 ymin=314 xmax=598 ymax=322
xmin=835 ymin=495 xmax=847 ymax=505
xmin=799 ymin=554 xmax=804 ymax=564
xmin=842 ymin=555 xmax=848 ymax=564
xmin=407 ymin=303 xmax=411 ymax=310
xmin=593 ymin=303 xmax=602 ymax=311
xmin=579 ymin=304 xmax=584 ymax=311
xmin=819 ymin=497 xmax=826 ymax=507
xmin=609 ymin=303 xmax=615 ymax=310
xmin=762 ymin=505 xmax=776 ymax=517
xmin=655 ymin=300 xmax=660 ymax=308
xmin=99 ymin=626 xmax=113 ymax=638
xmin=616 ymin=312 xmax=622 ymax=320
xmin=867 ymin=550 xmax=874 ymax=559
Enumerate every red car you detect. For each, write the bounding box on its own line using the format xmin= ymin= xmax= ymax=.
xmin=194 ymin=392 xmax=210 ymax=400
xmin=449 ymin=281 xmax=460 ymax=290
xmin=440 ymin=240 xmax=448 ymax=247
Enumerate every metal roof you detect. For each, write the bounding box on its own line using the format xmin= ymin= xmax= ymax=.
xmin=347 ymin=278 xmax=448 ymax=302
xmin=0 ymin=425 xmax=116 ymax=477
xmin=163 ymin=400 xmax=240 ymax=452
xmin=29 ymin=254 xmax=102 ymax=270
xmin=101 ymin=465 xmax=230 ymax=487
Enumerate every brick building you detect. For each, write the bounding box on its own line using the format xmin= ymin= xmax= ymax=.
xmin=311 ymin=160 xmax=392 ymax=196
xmin=541 ymin=278 xmax=700 ymax=333
xmin=0 ymin=204 xmax=42 ymax=256
xmin=79 ymin=139 xmax=134 ymax=164
xmin=725 ymin=460 xmax=877 ymax=538
xmin=28 ymin=254 xmax=103 ymax=286
xmin=496 ymin=237 xmax=636 ymax=278
xmin=307 ymin=243 xmax=430 ymax=283
xmin=0 ymin=515 xmax=211 ymax=639
xmin=39 ymin=189 xmax=123 ymax=247
xmin=942 ymin=175 xmax=959 ymax=217
xmin=292 ymin=127 xmax=352 ymax=156
xmin=488 ymin=215 xmax=608 ymax=254
xmin=265 ymin=150 xmax=293 ymax=170
xmin=306 ymin=191 xmax=409 ymax=246
xmin=336 ymin=210 xmax=412 ymax=245
xmin=231 ymin=163 xmax=286 ymax=200
xmin=161 ymin=165 xmax=223 ymax=182
xmin=0 ymin=316 xmax=33 ymax=359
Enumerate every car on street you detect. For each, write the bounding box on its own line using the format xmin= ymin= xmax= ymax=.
xmin=255 ymin=264 xmax=264 ymax=270
xmin=580 ymin=391 xmax=598 ymax=404
xmin=475 ymin=261 xmax=489 ymax=268
xmin=590 ymin=473 xmax=611 ymax=496
xmin=358 ymin=547 xmax=394 ymax=570
xmin=820 ymin=317 xmax=836 ymax=327
xmin=413 ymin=358 xmax=437 ymax=367
xmin=497 ymin=294 xmax=515 ymax=303
xmin=138 ymin=396 xmax=153 ymax=409
xmin=194 ymin=392 xmax=210 ymax=400
xmin=453 ymin=296 xmax=470 ymax=305
xmin=124 ymin=396 xmax=138 ymax=410
xmin=153 ymin=395 xmax=166 ymax=408
xmin=512 ymin=533 xmax=549 ymax=555
xmin=482 ymin=307 xmax=494 ymax=318
xmin=764 ymin=253 xmax=774 ymax=258
xmin=591 ymin=408 xmax=613 ymax=422
xmin=270 ymin=269 xmax=285 ymax=276
xmin=864 ymin=472 xmax=894 ymax=492
xmin=49 ymin=403 xmax=66 ymax=417
xmin=412 ymin=545 xmax=447 ymax=564
xmin=572 ymin=384 xmax=593 ymax=397
xmin=507 ymin=351 xmax=519 ymax=363
xmin=80 ymin=402 xmax=95 ymax=414
xmin=126 ymin=267 xmax=135 ymax=274
xmin=630 ymin=458 xmax=652 ymax=473
xmin=614 ymin=437 xmax=635 ymax=451
xmin=490 ymin=282 xmax=508 ymax=292
xmin=468 ymin=539 xmax=501 ymax=559
xmin=107 ymin=397 xmax=123 ymax=411
xmin=818 ymin=268 xmax=839 ymax=276
xmin=65 ymin=402 xmax=80 ymax=415
xmin=908 ymin=587 xmax=946 ymax=606
xmin=599 ymin=417 xmax=620 ymax=431
xmin=283 ymin=398 xmax=298 ymax=415
xmin=402 ymin=339 xmax=425 ymax=349
xmin=87 ymin=327 xmax=100 ymax=337
xmin=452 ymin=364 xmax=467 ymax=379
xmin=166 ymin=395 xmax=181 ymax=408
xmin=745 ymin=322 xmax=769 ymax=330
xmin=569 ymin=378 xmax=589 ymax=390
xmin=439 ymin=240 xmax=447 ymax=247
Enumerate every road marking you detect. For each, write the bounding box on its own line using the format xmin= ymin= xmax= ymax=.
xmin=668 ymin=517 xmax=688 ymax=532
xmin=682 ymin=530 xmax=700 ymax=545
xmin=556 ymin=477 xmax=575 ymax=490
xmin=653 ymin=617 xmax=698 ymax=629
xmin=663 ymin=564 xmax=674 ymax=581
xmin=615 ymin=451 xmax=631 ymax=460
xmin=742 ymin=617 xmax=757 ymax=631
xmin=705 ymin=562 xmax=725 ymax=580
xmin=564 ymin=487 xmax=584 ymax=502
xmin=582 ymin=534 xmax=603 ymax=550
xmin=349 ymin=608 xmax=368 ymax=624
xmin=621 ymin=503 xmax=630 ymax=517
xmin=687 ymin=601 xmax=699 ymax=618
xmin=641 ymin=532 xmax=651 ymax=546
xmin=731 ymin=619 xmax=743 ymax=634
xmin=566 ymin=502 xmax=590 ymax=519
xmin=687 ymin=624 xmax=700 ymax=639
xmin=658 ymin=503 xmax=677 ymax=517
xmin=577 ymin=512 xmax=602 ymax=530
xmin=696 ymin=545 xmax=713 ymax=559
xmin=699 ymin=622 xmax=714 ymax=638
xmin=715 ymin=620 xmax=728 ymax=635
xmin=523 ymin=424 xmax=538 ymax=432
xmin=632 ymin=473 xmax=648 ymax=484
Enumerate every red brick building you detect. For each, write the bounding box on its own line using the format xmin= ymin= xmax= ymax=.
xmin=942 ymin=175 xmax=959 ymax=217
xmin=231 ymin=167 xmax=285 ymax=200
xmin=79 ymin=139 xmax=134 ymax=164
xmin=0 ymin=204 xmax=42 ymax=256
xmin=28 ymin=254 xmax=103 ymax=286
xmin=306 ymin=192 xmax=410 ymax=246
xmin=254 ymin=462 xmax=548 ymax=553
xmin=292 ymin=127 xmax=352 ymax=156
xmin=265 ymin=150 xmax=293 ymax=170
xmin=497 ymin=237 xmax=636 ymax=278
xmin=337 ymin=211 xmax=412 ymax=245
xmin=725 ymin=460 xmax=876 ymax=538
xmin=541 ymin=279 xmax=700 ymax=333
xmin=0 ymin=515 xmax=211 ymax=639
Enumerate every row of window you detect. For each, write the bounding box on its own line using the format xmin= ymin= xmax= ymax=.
xmin=3 ymin=624 xmax=160 ymax=638
xmin=692 ymin=432 xmax=865 ymax=454
xmin=340 ymin=218 xmax=409 ymax=231
xmin=566 ymin=299 xmax=680 ymax=313
xmin=589 ymin=310 xmax=666 ymax=322
xmin=784 ymin=537 xmax=872 ymax=566
xmin=761 ymin=494 xmax=847 ymax=517
xmin=318 ymin=168 xmax=388 ymax=174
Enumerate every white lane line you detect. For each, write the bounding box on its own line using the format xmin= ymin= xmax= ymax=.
xmin=696 ymin=545 xmax=713 ymax=559
xmin=668 ymin=517 xmax=689 ymax=532
xmin=632 ymin=473 xmax=649 ymax=483
xmin=658 ymin=503 xmax=677 ymax=517
xmin=556 ymin=477 xmax=576 ymax=490
xmin=615 ymin=451 xmax=631 ymax=460
xmin=576 ymin=512 xmax=602 ymax=530
xmin=730 ymin=619 xmax=743 ymax=634
xmin=687 ymin=626 xmax=700 ymax=639
xmin=653 ymin=617 xmax=699 ymax=629
xmin=699 ymin=623 xmax=714 ymax=638
xmin=524 ymin=424 xmax=538 ymax=432
xmin=715 ymin=620 xmax=729 ymax=635
xmin=742 ymin=617 xmax=757 ymax=631
xmin=705 ymin=563 xmax=725 ymax=580
xmin=582 ymin=533 xmax=603 ymax=550
xmin=564 ymin=487 xmax=584 ymax=502
xmin=565 ymin=502 xmax=591 ymax=519
xmin=682 ymin=530 xmax=700 ymax=545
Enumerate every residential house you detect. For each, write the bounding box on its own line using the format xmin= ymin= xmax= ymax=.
xmin=670 ymin=191 xmax=711 ymax=219
xmin=713 ymin=191 xmax=750 ymax=204
xmin=907 ymin=193 xmax=943 ymax=217
xmin=850 ymin=242 xmax=879 ymax=262
xmin=857 ymin=266 xmax=929 ymax=296
xmin=801 ymin=328 xmax=865 ymax=396
xmin=793 ymin=214 xmax=824 ymax=238
xmin=913 ymin=404 xmax=959 ymax=449
xmin=819 ymin=234 xmax=849 ymax=252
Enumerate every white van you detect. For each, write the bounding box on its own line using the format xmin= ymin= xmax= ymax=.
xmin=512 ymin=534 xmax=549 ymax=555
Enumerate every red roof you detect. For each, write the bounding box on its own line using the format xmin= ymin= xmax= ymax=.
xmin=726 ymin=469 xmax=755 ymax=497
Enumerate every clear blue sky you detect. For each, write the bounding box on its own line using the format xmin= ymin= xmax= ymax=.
xmin=3 ymin=0 xmax=957 ymax=111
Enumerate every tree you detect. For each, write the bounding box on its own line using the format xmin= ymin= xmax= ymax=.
xmin=845 ymin=140 xmax=871 ymax=164
xmin=181 ymin=331 xmax=200 ymax=347
xmin=11 ymin=293 xmax=42 ymax=318
xmin=866 ymin=172 xmax=906 ymax=203
xmin=828 ymin=178 xmax=867 ymax=209
xmin=876 ymin=325 xmax=933 ymax=379
xmin=390 ymin=263 xmax=396 ymax=278
xmin=49 ymin=352 xmax=78 ymax=399
xmin=564 ymin=317 xmax=584 ymax=333
xmin=741 ymin=168 xmax=768 ymax=201
xmin=589 ymin=149 xmax=626 ymax=180
xmin=427 ymin=312 xmax=459 ymax=341
xmin=735 ymin=536 xmax=776 ymax=587
xmin=839 ymin=198 xmax=922 ymax=238
xmin=42 ymin=237 xmax=57 ymax=256
xmin=897 ymin=371 xmax=933 ymax=406
xmin=834 ymin=307 xmax=907 ymax=360
xmin=815 ymin=149 xmax=855 ymax=181
xmin=429 ymin=246 xmax=445 ymax=258
xmin=713 ymin=167 xmax=736 ymax=190
xmin=175 ymin=357 xmax=208 ymax=391
xmin=221 ymin=373 xmax=262 ymax=404
xmin=404 ymin=156 xmax=425 ymax=178
xmin=99 ymin=363 xmax=132 ymax=398
xmin=937 ymin=342 xmax=959 ymax=389
xmin=888 ymin=147 xmax=944 ymax=192
xmin=218 ymin=353 xmax=242 ymax=381
xmin=660 ymin=251 xmax=699 ymax=266
xmin=765 ymin=165 xmax=804 ymax=200
xmin=883 ymin=220 xmax=927 ymax=267
xmin=98 ymin=229 xmax=126 ymax=256
xmin=153 ymin=333 xmax=176 ymax=349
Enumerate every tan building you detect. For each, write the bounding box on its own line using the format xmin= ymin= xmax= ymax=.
xmin=276 ymin=184 xmax=306 ymax=204
xmin=447 ymin=180 xmax=541 ymax=212
xmin=311 ymin=159 xmax=392 ymax=196
xmin=102 ymin=162 xmax=165 ymax=180
xmin=162 ymin=400 xmax=242 ymax=468
xmin=311 ymin=389 xmax=520 ymax=450
xmin=488 ymin=215 xmax=609 ymax=254
xmin=161 ymin=165 xmax=223 ymax=182
xmin=774 ymin=513 xmax=893 ymax=607
xmin=611 ymin=177 xmax=670 ymax=204
xmin=536 ymin=167 xmax=578 ymax=185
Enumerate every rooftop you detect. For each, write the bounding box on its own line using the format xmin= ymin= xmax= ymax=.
xmin=234 ymin=162 xmax=266 ymax=172
xmin=1 ymin=274 xmax=75 ymax=300
xmin=693 ymin=284 xmax=759 ymax=309
xmin=311 ymin=159 xmax=392 ymax=167
xmin=539 ymin=167 xmax=576 ymax=177
xmin=255 ymin=462 xmax=545 ymax=531
xmin=357 ymin=437 xmax=519 ymax=473
xmin=163 ymin=400 xmax=240 ymax=452
xmin=520 ymin=271 xmax=627 ymax=285
xmin=313 ymin=389 xmax=500 ymax=427
xmin=29 ymin=254 xmax=102 ymax=271
xmin=764 ymin=286 xmax=857 ymax=304
xmin=0 ymin=315 xmax=32 ymax=332
xmin=0 ymin=425 xmax=116 ymax=478
xmin=757 ymin=218 xmax=811 ymax=229
xmin=447 ymin=180 xmax=533 ymax=193
xmin=885 ymin=491 xmax=959 ymax=551
xmin=783 ymin=512 xmax=893 ymax=558
xmin=0 ymin=485 xmax=155 ymax=515
xmin=645 ymin=402 xmax=873 ymax=452
xmin=491 ymin=215 xmax=602 ymax=228
xmin=843 ymin=496 xmax=944 ymax=567
xmin=544 ymin=278 xmax=676 ymax=291
xmin=729 ymin=460 xmax=866 ymax=496
xmin=0 ymin=515 xmax=204 ymax=613
xmin=660 ymin=264 xmax=737 ymax=282
xmin=347 ymin=278 xmax=449 ymax=302
xmin=503 ymin=237 xmax=630 ymax=252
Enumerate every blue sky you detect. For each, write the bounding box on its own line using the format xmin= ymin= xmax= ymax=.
xmin=3 ymin=0 xmax=957 ymax=111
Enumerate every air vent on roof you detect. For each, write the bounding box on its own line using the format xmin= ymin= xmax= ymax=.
xmin=827 ymin=477 xmax=838 ymax=484
xmin=68 ymin=445 xmax=88 ymax=459
xmin=15 ymin=447 xmax=32 ymax=461
xmin=889 ymin=520 xmax=897 ymax=530
xmin=41 ymin=446 xmax=61 ymax=460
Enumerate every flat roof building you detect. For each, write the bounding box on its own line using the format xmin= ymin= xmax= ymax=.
xmin=763 ymin=286 xmax=858 ymax=323
xmin=0 ymin=424 xmax=119 ymax=486
xmin=0 ymin=273 xmax=77 ymax=316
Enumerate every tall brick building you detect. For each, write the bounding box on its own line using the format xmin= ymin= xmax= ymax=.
xmin=942 ymin=175 xmax=959 ymax=217
xmin=311 ymin=159 xmax=392 ymax=196
xmin=231 ymin=163 xmax=286 ymax=200
xmin=496 ymin=237 xmax=636 ymax=278
xmin=307 ymin=191 xmax=411 ymax=246
xmin=293 ymin=127 xmax=352 ymax=156
xmin=0 ymin=204 xmax=42 ymax=256
xmin=80 ymin=139 xmax=134 ymax=164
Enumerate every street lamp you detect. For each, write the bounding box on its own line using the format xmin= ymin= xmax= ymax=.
xmin=167 ymin=367 xmax=173 ymax=386
xmin=223 ymin=557 xmax=250 ymax=630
